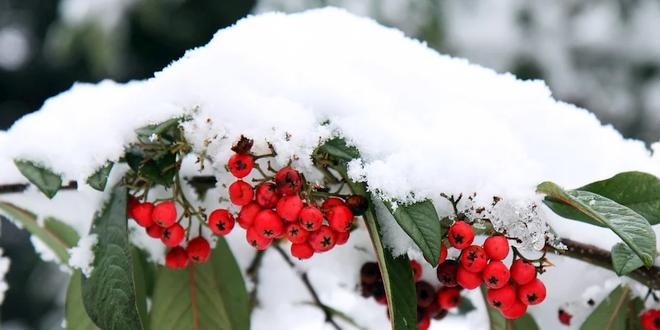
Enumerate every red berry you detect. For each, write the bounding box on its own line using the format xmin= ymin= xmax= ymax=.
xmin=254 ymin=209 xmax=284 ymax=238
xmin=237 ymin=202 xmax=261 ymax=229
xmin=438 ymin=242 xmax=448 ymax=265
xmin=486 ymin=285 xmax=516 ymax=310
xmin=227 ymin=153 xmax=254 ymax=178
xmin=290 ymin=242 xmax=314 ymax=259
xmin=456 ymin=266 xmax=482 ymax=289
xmin=299 ymin=206 xmax=323 ymax=231
xmin=483 ymin=235 xmax=510 ymax=260
xmin=246 ymin=226 xmax=272 ymax=250
xmin=285 ymin=222 xmax=309 ymax=244
xmin=255 ymin=182 xmax=280 ymax=208
xmin=128 ymin=196 xmax=139 ymax=214
xmin=335 ymin=230 xmax=350 ymax=245
xmin=501 ymin=299 xmax=527 ymax=319
xmin=276 ymin=195 xmax=303 ymax=222
xmin=416 ymin=281 xmax=435 ymax=308
xmin=345 ymin=195 xmax=369 ymax=216
xmin=448 ymin=221 xmax=474 ymax=249
xmin=482 ymin=261 xmax=510 ymax=289
xmin=436 ymin=287 xmax=461 ymax=309
xmin=558 ymin=309 xmax=572 ymax=326
xmin=436 ymin=260 xmax=459 ymax=287
xmin=165 ymin=246 xmax=189 ymax=269
xmin=376 ymin=294 xmax=388 ymax=305
xmin=186 ymin=236 xmax=211 ymax=263
xmin=208 ymin=209 xmax=235 ymax=236
xmin=161 ymin=223 xmax=185 ymax=247
xmin=321 ymin=197 xmax=344 ymax=212
xmin=146 ymin=224 xmax=164 ymax=238
xmin=641 ymin=309 xmax=660 ymax=330
xmin=510 ymin=259 xmax=536 ymax=285
xmin=360 ymin=262 xmax=381 ymax=285
xmin=410 ymin=260 xmax=423 ymax=281
xmin=417 ymin=316 xmax=430 ymax=330
xmin=518 ymin=278 xmax=546 ymax=305
xmin=459 ymin=245 xmax=488 ymax=272
xmin=153 ymin=201 xmax=177 ymax=228
xmin=327 ymin=205 xmax=353 ymax=232
xmin=228 ymin=180 xmax=254 ymax=206
xmin=130 ymin=202 xmax=154 ymax=227
xmin=308 ymin=225 xmax=336 ymax=252
xmin=274 ymin=167 xmax=302 ymax=195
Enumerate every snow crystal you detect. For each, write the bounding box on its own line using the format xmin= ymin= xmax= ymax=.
xmin=68 ymin=234 xmax=98 ymax=277
xmin=0 ymin=248 xmax=10 ymax=305
xmin=30 ymin=236 xmax=59 ymax=263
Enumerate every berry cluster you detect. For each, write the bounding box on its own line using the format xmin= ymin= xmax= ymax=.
xmin=128 ymin=199 xmax=211 ymax=269
xmin=641 ymin=309 xmax=660 ymax=330
xmin=438 ymin=220 xmax=547 ymax=319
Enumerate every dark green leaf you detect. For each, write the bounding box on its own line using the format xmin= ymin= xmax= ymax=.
xmin=538 ymin=182 xmax=656 ymax=267
xmin=315 ymin=138 xmax=360 ymax=162
xmin=457 ymin=297 xmax=475 ymax=314
xmin=82 ymin=186 xmax=143 ymax=330
xmin=65 ymin=271 xmax=98 ymax=330
xmin=131 ymin=248 xmax=149 ymax=329
xmin=135 ymin=117 xmax=186 ymax=142
xmin=512 ymin=314 xmax=540 ymax=330
xmin=86 ymin=162 xmax=114 ymax=191
xmin=149 ymin=236 xmax=249 ymax=330
xmin=627 ymin=297 xmax=645 ymax=330
xmin=0 ymin=202 xmax=77 ymax=263
xmin=580 ymin=285 xmax=630 ymax=330
xmin=611 ymin=243 xmax=644 ymax=275
xmin=14 ymin=159 xmax=62 ymax=198
xmin=124 ymin=148 xmax=176 ymax=187
xmin=385 ymin=200 xmax=442 ymax=266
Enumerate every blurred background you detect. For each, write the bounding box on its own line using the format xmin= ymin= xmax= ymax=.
xmin=1 ymin=0 xmax=659 ymax=328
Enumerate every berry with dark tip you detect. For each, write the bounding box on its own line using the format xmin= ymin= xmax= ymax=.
xmin=153 ymin=201 xmax=177 ymax=228
xmin=253 ymin=209 xmax=284 ymax=238
xmin=345 ymin=195 xmax=369 ymax=216
xmin=308 ymin=225 xmax=336 ymax=252
xmin=518 ymin=278 xmax=546 ymax=305
xmin=146 ymin=224 xmax=164 ymax=238
xmin=501 ymin=299 xmax=527 ymax=319
xmin=229 ymin=180 xmax=254 ymax=206
xmin=285 ymin=223 xmax=309 ymax=244
xmin=640 ymin=309 xmax=660 ymax=330
xmin=510 ymin=259 xmax=537 ymax=286
xmin=161 ymin=223 xmax=185 ymax=247
xmin=558 ymin=309 xmax=572 ymax=326
xmin=436 ymin=287 xmax=461 ymax=309
xmin=416 ymin=281 xmax=436 ymax=308
xmin=486 ymin=284 xmax=516 ymax=310
xmin=208 ymin=209 xmax=235 ymax=236
xmin=246 ymin=226 xmax=272 ymax=250
xmin=448 ymin=221 xmax=474 ymax=249
xmin=186 ymin=236 xmax=211 ymax=263
xmin=255 ymin=182 xmax=280 ymax=209
xmin=299 ymin=206 xmax=323 ymax=231
xmin=482 ymin=261 xmax=510 ymax=289
xmin=274 ymin=167 xmax=302 ymax=195
xmin=227 ymin=153 xmax=254 ymax=178
xmin=327 ymin=204 xmax=353 ymax=232
xmin=165 ymin=246 xmax=189 ymax=269
xmin=361 ymin=262 xmax=381 ymax=285
xmin=459 ymin=245 xmax=488 ymax=272
xmin=436 ymin=260 xmax=459 ymax=287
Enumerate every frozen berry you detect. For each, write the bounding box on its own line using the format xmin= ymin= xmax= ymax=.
xmin=345 ymin=195 xmax=368 ymax=216
xmin=321 ymin=197 xmax=344 ymax=212
xmin=227 ymin=153 xmax=254 ymax=178
xmin=161 ymin=223 xmax=185 ymax=247
xmin=299 ymin=206 xmax=323 ymax=231
xmin=276 ymin=195 xmax=303 ymax=222
xmin=130 ymin=202 xmax=154 ymax=227
xmin=436 ymin=260 xmax=459 ymax=287
xmin=459 ymin=245 xmax=488 ymax=272
xmin=285 ymin=222 xmax=309 ymax=244
xmin=487 ymin=285 xmax=516 ymax=310
xmin=255 ymin=182 xmax=280 ymax=208
xmin=237 ymin=202 xmax=261 ymax=229
xmin=501 ymin=299 xmax=527 ymax=319
xmin=416 ymin=281 xmax=435 ymax=308
xmin=335 ymin=230 xmax=350 ymax=245
xmin=558 ymin=309 xmax=572 ymax=326
xmin=146 ymin=224 xmax=164 ymax=238
xmin=438 ymin=242 xmax=448 ymax=265
xmin=290 ymin=242 xmax=314 ymax=260
xmin=518 ymin=278 xmax=546 ymax=305
xmin=410 ymin=260 xmax=423 ymax=281
xmin=437 ymin=287 xmax=461 ymax=309
xmin=308 ymin=225 xmax=336 ymax=252
xmin=153 ymin=201 xmax=177 ymax=227
xmin=208 ymin=209 xmax=235 ymax=236
xmin=456 ymin=266 xmax=482 ymax=289
xmin=186 ymin=236 xmax=211 ymax=263
xmin=482 ymin=261 xmax=510 ymax=289
xmin=274 ymin=167 xmax=302 ymax=195
xmin=448 ymin=221 xmax=474 ymax=249
xmin=361 ymin=262 xmax=381 ymax=285
xmin=165 ymin=246 xmax=189 ymax=269
xmin=510 ymin=259 xmax=536 ymax=285
xmin=229 ymin=180 xmax=254 ymax=206
xmin=246 ymin=226 xmax=272 ymax=250
xmin=640 ymin=309 xmax=660 ymax=330
xmin=254 ymin=209 xmax=284 ymax=238
xmin=327 ymin=205 xmax=353 ymax=232
xmin=483 ymin=235 xmax=510 ymax=260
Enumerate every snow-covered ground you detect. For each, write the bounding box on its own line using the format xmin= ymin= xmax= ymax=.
xmin=0 ymin=8 xmax=658 ymax=329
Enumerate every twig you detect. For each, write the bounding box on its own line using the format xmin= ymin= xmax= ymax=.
xmin=273 ymin=244 xmax=343 ymax=330
xmin=0 ymin=178 xmax=212 ymax=194
xmin=247 ymin=250 xmax=266 ymax=310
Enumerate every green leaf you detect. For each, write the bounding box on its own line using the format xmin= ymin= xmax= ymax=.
xmin=480 ymin=286 xmax=540 ymax=330
xmin=124 ymin=148 xmax=176 ymax=187
xmin=580 ymin=286 xmax=630 ymax=330
xmin=135 ymin=117 xmax=186 ymax=142
xmin=65 ymin=271 xmax=98 ymax=330
xmin=0 ymin=202 xmax=77 ymax=263
xmin=86 ymin=162 xmax=114 ymax=191
xmin=627 ymin=297 xmax=645 ymax=330
xmin=512 ymin=314 xmax=540 ymax=330
xmin=385 ymin=200 xmax=442 ymax=266
xmin=611 ymin=243 xmax=645 ymax=275
xmin=457 ymin=297 xmax=475 ymax=314
xmin=315 ymin=137 xmax=360 ymax=162
xmin=81 ymin=185 xmax=143 ymax=330
xmin=543 ymin=172 xmax=660 ymax=226
xmin=14 ymin=159 xmax=62 ymax=198
xmin=537 ymin=182 xmax=656 ymax=267
xmin=131 ymin=248 xmax=149 ymax=329
xmin=149 ymin=236 xmax=249 ymax=330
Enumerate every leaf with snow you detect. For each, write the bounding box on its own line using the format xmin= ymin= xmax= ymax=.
xmin=538 ymin=182 xmax=656 ymax=267
xmin=385 ymin=200 xmax=442 ymax=266
xmin=86 ymin=162 xmax=113 ymax=191
xmin=14 ymin=159 xmax=62 ymax=198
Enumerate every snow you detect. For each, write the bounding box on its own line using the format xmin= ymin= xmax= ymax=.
xmin=0 ymin=7 xmax=659 ymax=330
xmin=68 ymin=234 xmax=98 ymax=277
xmin=0 ymin=248 xmax=10 ymax=305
